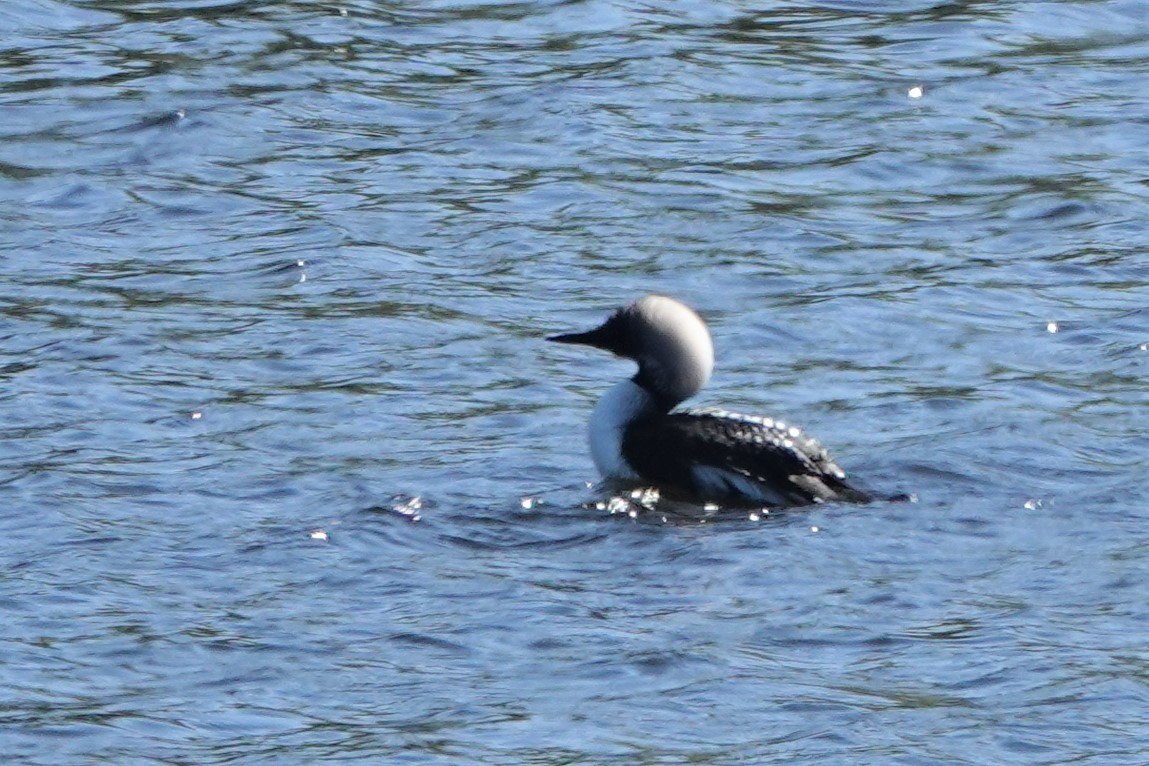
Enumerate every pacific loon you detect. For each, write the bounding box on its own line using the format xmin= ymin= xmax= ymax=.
xmin=548 ymin=295 xmax=870 ymax=507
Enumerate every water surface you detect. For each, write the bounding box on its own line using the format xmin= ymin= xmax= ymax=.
xmin=2 ymin=0 xmax=1149 ymax=763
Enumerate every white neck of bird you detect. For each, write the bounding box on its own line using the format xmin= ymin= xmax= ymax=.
xmin=587 ymin=379 xmax=656 ymax=480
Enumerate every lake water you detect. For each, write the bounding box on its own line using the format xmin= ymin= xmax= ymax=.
xmin=3 ymin=0 xmax=1148 ymax=763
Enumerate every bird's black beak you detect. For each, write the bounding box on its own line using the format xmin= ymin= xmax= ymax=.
xmin=546 ymin=322 xmax=615 ymax=350
xmin=547 ymin=329 xmax=597 ymax=346
xmin=548 ymin=309 xmax=626 ymax=355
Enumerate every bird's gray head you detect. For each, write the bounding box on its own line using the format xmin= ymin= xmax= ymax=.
xmin=548 ymin=295 xmax=714 ymax=409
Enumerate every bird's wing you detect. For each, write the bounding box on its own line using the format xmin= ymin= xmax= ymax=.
xmin=621 ymin=409 xmax=867 ymax=505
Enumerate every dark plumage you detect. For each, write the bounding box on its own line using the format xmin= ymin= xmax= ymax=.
xmin=622 ymin=409 xmax=870 ymax=505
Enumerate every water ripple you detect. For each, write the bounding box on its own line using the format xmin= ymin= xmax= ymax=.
xmin=2 ymin=0 xmax=1148 ymax=763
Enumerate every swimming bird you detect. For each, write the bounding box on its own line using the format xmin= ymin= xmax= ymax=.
xmin=548 ymin=295 xmax=871 ymax=507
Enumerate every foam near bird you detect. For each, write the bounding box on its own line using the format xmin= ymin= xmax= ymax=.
xmin=549 ymin=295 xmax=871 ymax=507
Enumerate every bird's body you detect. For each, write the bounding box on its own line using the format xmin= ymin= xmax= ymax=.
xmin=549 ymin=295 xmax=870 ymax=507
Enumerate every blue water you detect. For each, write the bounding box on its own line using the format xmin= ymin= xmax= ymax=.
xmin=2 ymin=0 xmax=1149 ymax=763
